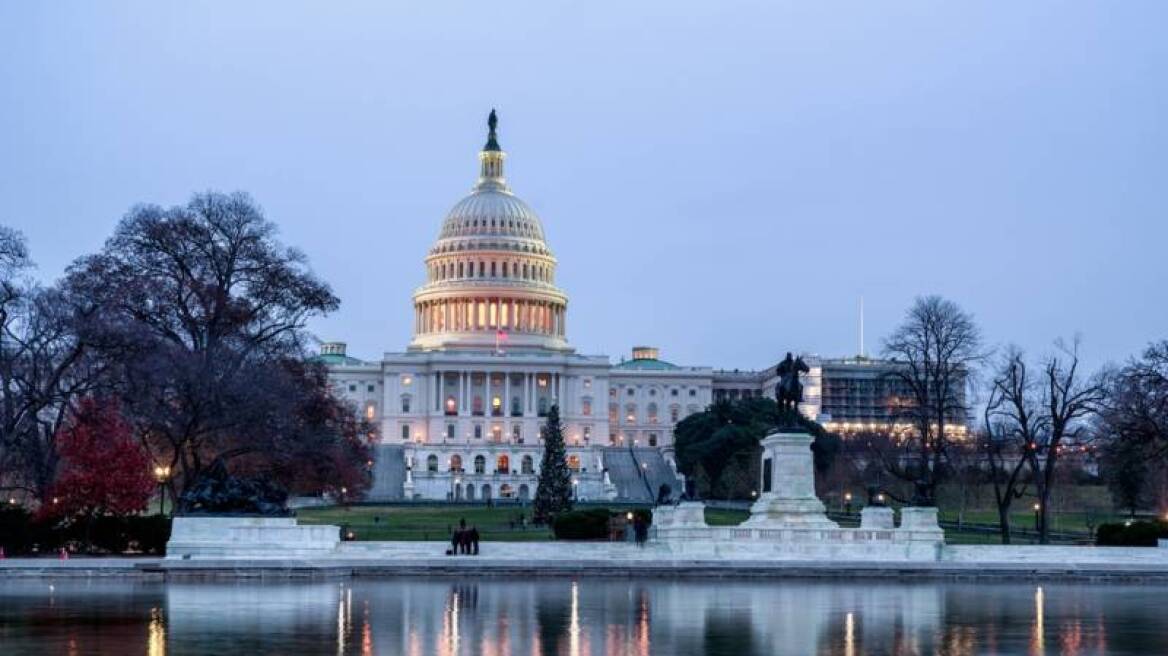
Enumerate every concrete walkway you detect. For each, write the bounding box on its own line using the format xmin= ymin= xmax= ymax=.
xmin=3 ymin=542 xmax=1168 ymax=581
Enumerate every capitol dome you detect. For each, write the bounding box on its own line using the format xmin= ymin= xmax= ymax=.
xmin=410 ymin=111 xmax=571 ymax=353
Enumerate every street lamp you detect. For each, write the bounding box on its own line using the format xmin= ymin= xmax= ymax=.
xmin=844 ymin=492 xmax=853 ymax=514
xmin=153 ymin=465 xmax=171 ymax=516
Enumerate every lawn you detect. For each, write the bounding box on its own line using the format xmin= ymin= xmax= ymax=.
xmin=297 ymin=504 xmax=557 ymax=542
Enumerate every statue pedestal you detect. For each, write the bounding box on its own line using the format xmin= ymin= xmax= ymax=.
xmin=743 ymin=431 xmax=837 ymax=529
xmin=860 ymin=506 xmax=895 ymax=530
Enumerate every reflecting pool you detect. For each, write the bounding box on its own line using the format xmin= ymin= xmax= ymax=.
xmin=0 ymin=577 xmax=1163 ymax=655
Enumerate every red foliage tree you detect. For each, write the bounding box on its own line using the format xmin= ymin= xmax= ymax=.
xmin=44 ymin=398 xmax=156 ymax=519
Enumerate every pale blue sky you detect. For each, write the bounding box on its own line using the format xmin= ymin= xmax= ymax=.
xmin=2 ymin=2 xmax=1165 ymax=373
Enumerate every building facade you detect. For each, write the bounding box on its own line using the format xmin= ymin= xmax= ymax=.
xmin=323 ymin=114 xmax=966 ymax=502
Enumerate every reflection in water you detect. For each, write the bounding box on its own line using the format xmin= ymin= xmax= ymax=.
xmin=0 ymin=578 xmax=1163 ymax=655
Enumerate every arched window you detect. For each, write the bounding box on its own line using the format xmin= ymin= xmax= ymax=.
xmin=521 ymin=455 xmax=534 ymax=474
xmin=496 ymin=454 xmax=510 ymax=474
xmin=465 ymin=483 xmax=475 ymax=500
xmin=426 ymin=454 xmax=438 ymax=472
xmin=474 ymin=455 xmax=485 ymax=474
xmin=499 ymin=483 xmax=513 ymax=498
xmin=647 ymin=402 xmax=658 ymax=424
xmin=625 ymin=403 xmax=637 ymax=424
xmin=518 ymin=484 xmax=530 ymax=500
xmin=567 ymin=455 xmax=580 ymax=470
xmin=450 ymin=454 xmax=462 ymax=472
xmin=481 ymin=484 xmax=491 ymax=500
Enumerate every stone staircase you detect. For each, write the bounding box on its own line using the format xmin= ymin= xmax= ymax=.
xmin=602 ymin=447 xmax=684 ymax=503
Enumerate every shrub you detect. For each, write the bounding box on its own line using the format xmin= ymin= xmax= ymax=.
xmin=1095 ymin=520 xmax=1168 ymax=547
xmin=552 ymin=508 xmax=612 ymax=540
xmin=0 ymin=510 xmax=171 ymax=555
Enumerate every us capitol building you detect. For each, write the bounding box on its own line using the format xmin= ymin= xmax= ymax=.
xmin=320 ymin=113 xmax=927 ymax=503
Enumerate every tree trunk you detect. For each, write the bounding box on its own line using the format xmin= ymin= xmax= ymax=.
xmin=997 ymin=503 xmax=1012 ymax=545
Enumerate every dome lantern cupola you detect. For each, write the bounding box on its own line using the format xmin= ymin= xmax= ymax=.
xmin=476 ymin=109 xmax=507 ymax=191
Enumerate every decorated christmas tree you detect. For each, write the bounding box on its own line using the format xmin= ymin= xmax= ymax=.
xmin=533 ymin=404 xmax=573 ymax=523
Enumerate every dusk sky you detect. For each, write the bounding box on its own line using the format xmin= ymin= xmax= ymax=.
xmin=2 ymin=2 xmax=1165 ymax=374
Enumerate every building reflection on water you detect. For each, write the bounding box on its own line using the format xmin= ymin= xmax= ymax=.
xmin=0 ymin=578 xmax=1157 ymax=655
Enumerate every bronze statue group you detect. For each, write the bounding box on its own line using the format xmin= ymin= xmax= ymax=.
xmin=448 ymin=518 xmax=480 ymax=556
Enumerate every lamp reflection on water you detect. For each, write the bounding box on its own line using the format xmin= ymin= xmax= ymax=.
xmin=148 ymin=607 xmax=166 ymax=656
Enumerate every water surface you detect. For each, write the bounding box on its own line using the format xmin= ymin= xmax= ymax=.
xmin=0 ymin=577 xmax=1161 ymax=655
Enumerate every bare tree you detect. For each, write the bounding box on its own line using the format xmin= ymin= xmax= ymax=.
xmin=881 ymin=295 xmax=982 ymax=505
xmin=0 ymin=228 xmax=102 ymax=501
xmin=1024 ymin=338 xmax=1104 ymax=544
xmin=1101 ymin=340 xmax=1168 ymax=457
xmin=981 ymin=348 xmax=1038 ymax=544
xmin=63 ymin=192 xmax=364 ymax=506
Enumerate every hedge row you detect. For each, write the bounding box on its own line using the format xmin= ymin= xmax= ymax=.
xmin=0 ymin=508 xmax=171 ymax=555
xmin=550 ymin=508 xmax=652 ymax=540
xmin=1095 ymin=520 xmax=1168 ymax=547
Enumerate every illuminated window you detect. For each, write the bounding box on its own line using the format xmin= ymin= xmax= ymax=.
xmin=583 ymin=426 xmax=591 ymax=443
xmin=625 ymin=403 xmax=636 ymax=424
xmin=491 ymin=424 xmax=502 ymax=442
xmin=583 ymin=378 xmax=592 ymax=389
xmin=581 ymin=399 xmax=592 ymax=416
xmin=401 ymin=375 xmax=413 ymax=386
xmin=445 ymin=396 xmax=457 ymax=415
xmin=567 ymin=455 xmax=580 ymax=470
xmin=365 ymin=403 xmax=376 ymax=420
xmin=491 ymin=396 xmax=502 ymax=416
xmin=496 ymin=455 xmax=510 ymax=474
xmin=450 ymin=455 xmax=462 ymax=472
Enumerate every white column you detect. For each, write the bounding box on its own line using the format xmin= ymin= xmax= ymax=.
xmin=459 ymin=371 xmax=466 ymax=416
xmin=504 ymin=373 xmax=511 ymax=421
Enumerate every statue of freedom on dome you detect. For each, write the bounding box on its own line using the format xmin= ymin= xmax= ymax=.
xmin=774 ymin=352 xmax=809 ymax=415
xmin=488 ymin=108 xmax=497 ymax=133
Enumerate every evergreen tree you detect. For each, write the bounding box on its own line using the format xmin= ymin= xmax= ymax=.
xmin=533 ymin=404 xmax=573 ymax=523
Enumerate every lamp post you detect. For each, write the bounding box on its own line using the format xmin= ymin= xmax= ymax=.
xmin=153 ymin=465 xmax=171 ymax=516
xmin=1033 ymin=502 xmax=1041 ymax=533
xmin=844 ymin=492 xmax=853 ymax=515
